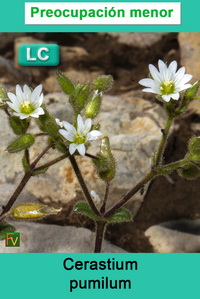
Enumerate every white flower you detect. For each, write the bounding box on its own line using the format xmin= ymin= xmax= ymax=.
xmin=59 ymin=114 xmax=102 ymax=156
xmin=55 ymin=118 xmax=64 ymax=128
xmin=6 ymin=84 xmax=45 ymax=119
xmin=139 ymin=60 xmax=192 ymax=102
xmin=90 ymin=190 xmax=100 ymax=204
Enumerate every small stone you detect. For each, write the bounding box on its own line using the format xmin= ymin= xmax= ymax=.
xmin=145 ymin=219 xmax=200 ymax=253
xmin=0 ymin=222 xmax=126 ymax=253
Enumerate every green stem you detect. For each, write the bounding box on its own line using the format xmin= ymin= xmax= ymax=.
xmin=94 ymin=221 xmax=106 ymax=253
xmin=34 ymin=153 xmax=69 ymax=172
xmin=100 ymin=181 xmax=110 ymax=214
xmin=0 ymin=145 xmax=52 ymax=222
xmin=154 ymin=115 xmax=173 ymax=166
xmin=69 ymin=156 xmax=100 ymax=216
xmin=104 ymin=170 xmax=155 ymax=218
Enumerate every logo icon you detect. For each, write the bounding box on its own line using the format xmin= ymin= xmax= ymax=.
xmin=5 ymin=232 xmax=20 ymax=247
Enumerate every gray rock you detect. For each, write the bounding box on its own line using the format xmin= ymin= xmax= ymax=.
xmin=0 ymin=222 xmax=126 ymax=253
xmin=145 ymin=219 xmax=200 ymax=253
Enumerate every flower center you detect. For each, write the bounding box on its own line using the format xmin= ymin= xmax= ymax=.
xmin=160 ymin=81 xmax=175 ymax=95
xmin=20 ymin=101 xmax=35 ymax=115
xmin=74 ymin=132 xmax=86 ymax=145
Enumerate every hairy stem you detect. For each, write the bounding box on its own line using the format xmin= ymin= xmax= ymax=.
xmin=69 ymin=156 xmax=100 ymax=216
xmin=94 ymin=221 xmax=106 ymax=253
xmin=104 ymin=170 xmax=155 ymax=218
xmin=0 ymin=145 xmax=52 ymax=221
xmin=100 ymin=181 xmax=110 ymax=214
xmin=34 ymin=153 xmax=69 ymax=172
xmin=154 ymin=115 xmax=173 ymax=166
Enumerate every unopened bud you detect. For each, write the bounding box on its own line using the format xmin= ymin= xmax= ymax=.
xmin=92 ymin=75 xmax=114 ymax=92
xmin=177 ymin=163 xmax=200 ymax=180
xmin=186 ymin=136 xmax=200 ymax=162
xmin=56 ymin=71 xmax=74 ymax=95
xmin=69 ymin=83 xmax=89 ymax=112
xmin=85 ymin=92 xmax=102 ymax=118
xmin=93 ymin=136 xmax=116 ymax=181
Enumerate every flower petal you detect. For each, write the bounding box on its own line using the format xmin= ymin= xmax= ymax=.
xmin=69 ymin=143 xmax=77 ymax=155
xmin=59 ymin=129 xmax=75 ymax=142
xmin=84 ymin=118 xmax=92 ymax=132
xmin=77 ymin=144 xmax=86 ymax=156
xmin=62 ymin=121 xmax=77 ymax=135
xmin=87 ymin=130 xmax=102 ymax=141
xmin=77 ymin=114 xmax=84 ymax=133
xmin=162 ymin=95 xmax=171 ymax=102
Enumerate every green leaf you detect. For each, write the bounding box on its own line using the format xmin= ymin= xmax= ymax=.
xmin=73 ymin=201 xmax=100 ymax=221
xmin=106 ymin=208 xmax=132 ymax=223
xmin=7 ymin=134 xmax=35 ymax=153
xmin=9 ymin=116 xmax=30 ymax=135
xmin=0 ymin=222 xmax=16 ymax=241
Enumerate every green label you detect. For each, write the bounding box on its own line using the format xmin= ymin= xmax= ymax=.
xmin=18 ymin=44 xmax=60 ymax=66
xmin=5 ymin=232 xmax=20 ymax=247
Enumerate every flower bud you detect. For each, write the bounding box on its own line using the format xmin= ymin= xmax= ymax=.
xmin=92 ymin=75 xmax=114 ymax=92
xmin=93 ymin=136 xmax=116 ymax=181
xmin=85 ymin=92 xmax=102 ymax=118
xmin=186 ymin=136 xmax=200 ymax=162
xmin=11 ymin=203 xmax=62 ymax=220
xmin=0 ymin=86 xmax=8 ymax=100
xmin=177 ymin=164 xmax=200 ymax=180
xmin=56 ymin=71 xmax=74 ymax=95
xmin=69 ymin=83 xmax=89 ymax=112
xmin=7 ymin=134 xmax=35 ymax=153
xmin=9 ymin=116 xmax=30 ymax=135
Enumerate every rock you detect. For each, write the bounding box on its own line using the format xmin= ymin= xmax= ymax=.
xmin=0 ymin=91 xmax=167 ymax=214
xmin=178 ymin=32 xmax=200 ymax=113
xmin=145 ymin=219 xmax=200 ymax=253
xmin=0 ymin=56 xmax=32 ymax=85
xmin=99 ymin=32 xmax=169 ymax=48
xmin=0 ymin=222 xmax=126 ymax=253
xmin=0 ymin=33 xmax=26 ymax=51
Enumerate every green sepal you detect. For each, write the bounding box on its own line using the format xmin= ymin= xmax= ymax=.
xmin=69 ymin=84 xmax=89 ymax=113
xmin=49 ymin=137 xmax=69 ymax=154
xmin=36 ymin=108 xmax=59 ymax=138
xmin=85 ymin=93 xmax=102 ymax=119
xmin=9 ymin=116 xmax=30 ymax=135
xmin=56 ymin=71 xmax=75 ymax=95
xmin=177 ymin=163 xmax=200 ymax=180
xmin=32 ymin=167 xmax=48 ymax=176
xmin=105 ymin=208 xmax=132 ymax=223
xmin=7 ymin=134 xmax=35 ymax=153
xmin=73 ymin=201 xmax=100 ymax=221
xmin=0 ymin=222 xmax=16 ymax=241
xmin=92 ymin=75 xmax=114 ymax=92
